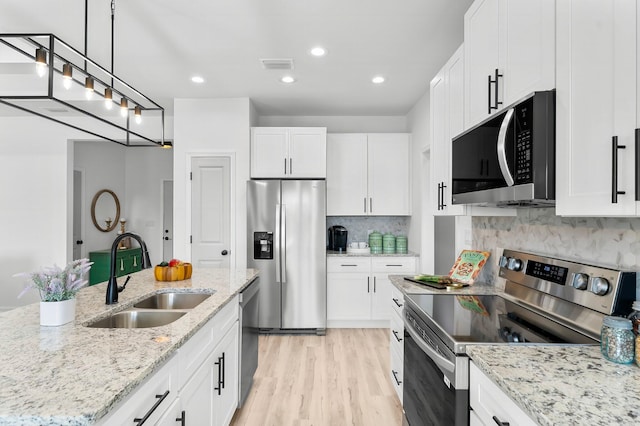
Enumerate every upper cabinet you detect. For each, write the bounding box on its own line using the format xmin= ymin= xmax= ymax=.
xmin=327 ymin=133 xmax=411 ymax=216
xmin=251 ymin=127 xmax=327 ymax=178
xmin=556 ymin=1 xmax=638 ymax=216
xmin=464 ymin=0 xmax=555 ymax=130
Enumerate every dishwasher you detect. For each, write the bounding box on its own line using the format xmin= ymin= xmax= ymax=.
xmin=238 ymin=277 xmax=259 ymax=407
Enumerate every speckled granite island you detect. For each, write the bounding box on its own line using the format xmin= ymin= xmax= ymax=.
xmin=0 ymin=267 xmax=258 ymax=425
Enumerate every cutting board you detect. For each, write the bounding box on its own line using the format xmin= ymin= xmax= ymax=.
xmin=403 ymin=276 xmax=470 ymax=290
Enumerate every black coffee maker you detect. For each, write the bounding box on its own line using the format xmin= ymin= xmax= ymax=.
xmin=328 ymin=225 xmax=348 ymax=251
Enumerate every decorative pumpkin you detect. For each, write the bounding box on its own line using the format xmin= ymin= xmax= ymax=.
xmin=154 ymin=263 xmax=193 ymax=281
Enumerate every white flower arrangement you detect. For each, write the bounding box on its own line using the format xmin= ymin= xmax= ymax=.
xmin=14 ymin=259 xmax=93 ymax=302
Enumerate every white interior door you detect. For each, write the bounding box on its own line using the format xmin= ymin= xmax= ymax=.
xmin=191 ymin=157 xmax=231 ymax=268
xmin=162 ymin=180 xmax=174 ymax=261
xmin=73 ymin=170 xmax=83 ymax=260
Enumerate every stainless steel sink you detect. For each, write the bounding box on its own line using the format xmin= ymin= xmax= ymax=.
xmin=87 ymin=310 xmax=186 ymax=329
xmin=133 ymin=292 xmax=213 ymax=310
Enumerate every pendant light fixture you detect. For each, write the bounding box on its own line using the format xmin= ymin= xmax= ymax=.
xmin=0 ymin=0 xmax=164 ymax=147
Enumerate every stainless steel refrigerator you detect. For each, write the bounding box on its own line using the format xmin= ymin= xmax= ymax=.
xmin=246 ymin=180 xmax=326 ymax=334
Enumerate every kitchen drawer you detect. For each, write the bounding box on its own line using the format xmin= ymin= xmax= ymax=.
xmin=470 ymin=362 xmax=536 ymax=426
xmin=371 ymin=257 xmax=416 ymax=273
xmin=327 ymin=257 xmax=371 ymax=273
xmin=389 ymin=309 xmax=404 ymax=354
xmin=390 ymin=285 xmax=404 ymax=319
xmin=389 ymin=336 xmax=403 ymax=403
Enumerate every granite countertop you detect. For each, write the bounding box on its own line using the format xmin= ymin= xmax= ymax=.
xmin=327 ymin=250 xmax=419 ymax=257
xmin=467 ymin=345 xmax=640 ymax=425
xmin=0 ymin=267 xmax=258 ymax=425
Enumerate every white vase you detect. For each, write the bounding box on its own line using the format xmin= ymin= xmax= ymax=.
xmin=40 ymin=299 xmax=76 ymax=326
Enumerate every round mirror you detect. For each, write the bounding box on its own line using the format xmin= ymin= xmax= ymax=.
xmin=91 ymin=189 xmax=121 ymax=232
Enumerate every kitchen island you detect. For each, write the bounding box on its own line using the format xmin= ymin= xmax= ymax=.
xmin=0 ymin=267 xmax=258 ymax=425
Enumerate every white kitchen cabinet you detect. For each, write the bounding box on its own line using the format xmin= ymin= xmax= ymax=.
xmin=556 ymin=0 xmax=638 ymax=216
xmin=464 ymin=0 xmax=555 ymax=130
xmin=251 ymin=127 xmax=327 ymax=178
xmin=327 ymin=256 xmax=416 ymax=327
xmin=326 ymin=133 xmax=411 ymax=216
xmin=212 ymin=322 xmax=239 ymax=426
xmin=430 ymin=45 xmax=515 ymax=217
xmin=389 ymin=285 xmax=404 ymax=403
xmin=469 ymin=361 xmax=537 ymax=426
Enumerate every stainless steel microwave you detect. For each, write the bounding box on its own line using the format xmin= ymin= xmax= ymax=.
xmin=451 ymin=90 xmax=555 ymax=207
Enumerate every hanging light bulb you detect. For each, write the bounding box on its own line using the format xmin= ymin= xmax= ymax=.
xmin=35 ymin=47 xmax=47 ymax=77
xmin=120 ymin=97 xmax=128 ymax=117
xmin=62 ymin=63 xmax=73 ymax=89
xmin=84 ymin=77 xmax=94 ymax=100
xmin=134 ymin=105 xmax=142 ymax=124
xmin=104 ymin=88 xmax=113 ymax=110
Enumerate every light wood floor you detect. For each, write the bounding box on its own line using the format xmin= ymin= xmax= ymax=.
xmin=231 ymin=328 xmax=403 ymax=426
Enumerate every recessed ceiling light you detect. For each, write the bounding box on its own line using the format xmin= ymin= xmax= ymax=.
xmin=372 ymin=76 xmax=385 ymax=84
xmin=281 ymin=75 xmax=296 ymax=84
xmin=310 ymin=46 xmax=327 ymax=57
xmin=191 ymin=75 xmax=205 ymax=84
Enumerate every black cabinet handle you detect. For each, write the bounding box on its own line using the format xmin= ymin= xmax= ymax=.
xmin=487 ymin=74 xmax=492 ymax=114
xmin=370 ymin=197 xmax=373 ymax=214
xmin=392 ymin=298 xmax=403 ymax=308
xmin=214 ymin=356 xmax=223 ymax=395
xmin=488 ymin=69 xmax=503 ymax=113
xmin=492 ymin=415 xmax=510 ymax=426
xmin=392 ymin=370 xmax=402 ymax=385
xmin=364 ymin=197 xmax=367 ymax=213
xmin=635 ymin=129 xmax=640 ymax=201
xmin=133 ymin=390 xmax=170 ymax=425
xmin=392 ymin=330 xmax=403 ymax=342
xmin=221 ymin=352 xmax=226 ymax=389
xmin=284 ymin=158 xmax=287 ymax=175
xmin=437 ymin=183 xmax=442 ymax=210
xmin=373 ymin=276 xmax=377 ymax=292
xmin=289 ymin=158 xmax=293 ymax=175
xmin=175 ymin=410 xmax=186 ymax=426
xmin=612 ymin=135 xmax=626 ymax=203
xmin=367 ymin=277 xmax=370 ymax=293
xmin=493 ymin=68 xmax=503 ymax=111
xmin=441 ymin=183 xmax=447 ymax=208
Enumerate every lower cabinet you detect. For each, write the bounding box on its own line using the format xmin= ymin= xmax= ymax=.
xmin=469 ymin=361 xmax=536 ymax=426
xmin=98 ymin=296 xmax=240 ymax=426
xmin=389 ymin=285 xmax=404 ymax=403
xmin=327 ymin=256 xmax=416 ymax=327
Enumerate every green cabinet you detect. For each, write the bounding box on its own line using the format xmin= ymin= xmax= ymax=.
xmin=89 ymin=247 xmax=142 ymax=285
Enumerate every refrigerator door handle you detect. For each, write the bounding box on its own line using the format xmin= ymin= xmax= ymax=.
xmin=281 ymin=204 xmax=287 ymax=284
xmin=275 ymin=204 xmax=281 ymax=284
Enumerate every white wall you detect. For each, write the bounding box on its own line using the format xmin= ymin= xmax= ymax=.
xmin=257 ymin=115 xmax=408 ymax=133
xmin=406 ymin=89 xmax=432 ymax=272
xmin=173 ymin=98 xmax=252 ymax=270
xmin=0 ymin=118 xmax=82 ymax=309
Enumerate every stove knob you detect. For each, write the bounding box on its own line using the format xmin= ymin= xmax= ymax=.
xmin=499 ymin=256 xmax=509 ymax=268
xmin=591 ymin=277 xmax=610 ymax=296
xmin=507 ymin=257 xmax=523 ymax=271
xmin=572 ymin=273 xmax=589 ymax=290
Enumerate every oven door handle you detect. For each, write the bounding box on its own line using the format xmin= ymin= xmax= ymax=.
xmin=497 ymin=108 xmax=515 ymax=187
xmin=403 ymin=317 xmax=455 ymax=374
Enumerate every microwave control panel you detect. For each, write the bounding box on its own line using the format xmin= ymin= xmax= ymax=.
xmin=514 ymin=99 xmax=533 ymax=184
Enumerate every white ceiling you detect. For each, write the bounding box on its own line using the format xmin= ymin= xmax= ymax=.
xmin=0 ymin=0 xmax=473 ymax=116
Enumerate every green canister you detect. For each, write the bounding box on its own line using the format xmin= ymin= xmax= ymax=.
xmin=395 ymin=235 xmax=408 ymax=254
xmin=382 ymin=233 xmax=396 ymax=254
xmin=369 ymin=231 xmax=383 ymax=254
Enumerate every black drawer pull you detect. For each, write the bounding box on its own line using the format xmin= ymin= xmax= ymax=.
xmin=340 ymin=264 xmax=358 ymax=267
xmin=392 ymin=370 xmax=402 ymax=385
xmin=492 ymin=416 xmax=510 ymax=426
xmin=214 ymin=356 xmax=223 ymax=395
xmin=392 ymin=298 xmax=403 ymax=308
xmin=386 ymin=264 xmax=403 ymax=267
xmin=133 ymin=390 xmax=170 ymax=425
xmin=175 ymin=410 xmax=186 ymax=426
xmin=392 ymin=330 xmax=403 ymax=342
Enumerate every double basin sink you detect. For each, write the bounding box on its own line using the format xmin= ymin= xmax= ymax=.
xmin=87 ymin=292 xmax=213 ymax=329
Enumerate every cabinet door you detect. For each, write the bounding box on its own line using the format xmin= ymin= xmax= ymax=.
xmin=180 ymin=354 xmax=215 ymax=426
xmin=430 ymin=66 xmax=448 ymax=216
xmin=288 ymin=128 xmax=327 ymax=178
xmin=370 ymin=274 xmax=391 ymax=321
xmin=251 ymin=127 xmax=288 ymax=178
xmin=499 ymin=0 xmax=555 ymax=106
xmin=556 ymin=0 xmax=637 ymax=216
xmin=327 ymin=272 xmax=371 ymax=321
xmin=326 ymin=134 xmax=368 ymax=215
xmin=367 ymin=134 xmax=411 ymax=215
xmin=464 ymin=0 xmax=500 ymax=129
xmin=213 ymin=322 xmax=239 ymax=426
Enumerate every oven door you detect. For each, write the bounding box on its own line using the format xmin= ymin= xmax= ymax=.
xmin=402 ymin=313 xmax=468 ymax=426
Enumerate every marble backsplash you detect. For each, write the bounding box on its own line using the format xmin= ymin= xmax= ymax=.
xmin=473 ymin=208 xmax=640 ymax=285
xmin=326 ymin=216 xmax=410 ymax=245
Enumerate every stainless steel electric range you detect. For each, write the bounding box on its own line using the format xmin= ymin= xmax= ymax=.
xmin=402 ymin=249 xmax=637 ymax=426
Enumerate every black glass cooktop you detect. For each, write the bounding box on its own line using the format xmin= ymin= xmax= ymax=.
xmin=404 ymin=293 xmax=597 ymax=354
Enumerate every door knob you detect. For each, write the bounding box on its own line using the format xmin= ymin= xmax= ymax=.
xmin=164 ymin=237 xmax=169 ymax=241
xmin=221 ymin=250 xmax=228 ymax=256
xmin=76 ymin=240 xmax=83 ymax=245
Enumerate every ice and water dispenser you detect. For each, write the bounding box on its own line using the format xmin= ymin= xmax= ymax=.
xmin=253 ymin=232 xmax=273 ymax=259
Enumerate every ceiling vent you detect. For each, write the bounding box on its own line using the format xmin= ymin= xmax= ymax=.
xmin=260 ymin=58 xmax=294 ymax=70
